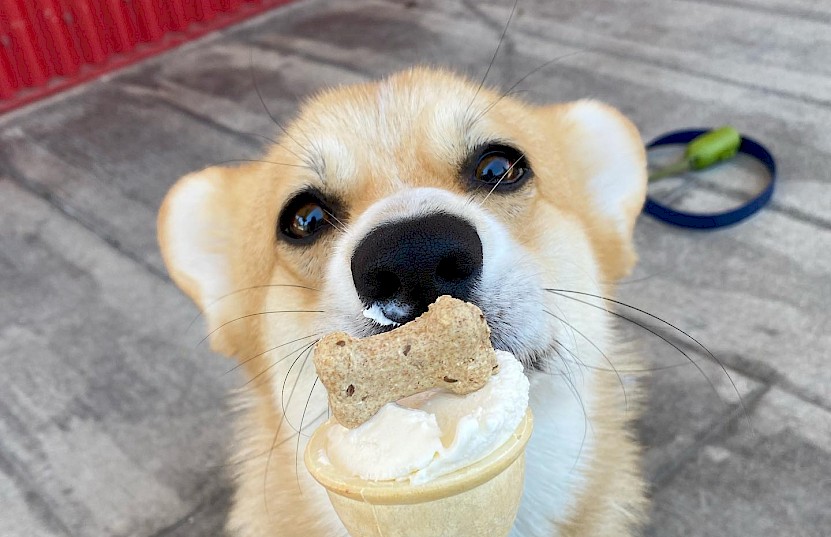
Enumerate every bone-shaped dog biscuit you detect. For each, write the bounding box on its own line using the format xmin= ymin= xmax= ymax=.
xmin=313 ymin=296 xmax=498 ymax=429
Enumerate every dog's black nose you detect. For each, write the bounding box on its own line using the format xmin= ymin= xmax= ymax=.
xmin=351 ymin=213 xmax=483 ymax=324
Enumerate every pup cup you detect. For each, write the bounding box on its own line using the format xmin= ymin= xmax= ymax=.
xmin=304 ymin=409 xmax=533 ymax=537
xmin=307 ymin=296 xmax=532 ymax=536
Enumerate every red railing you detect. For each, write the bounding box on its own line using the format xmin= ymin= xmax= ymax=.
xmin=0 ymin=0 xmax=293 ymax=113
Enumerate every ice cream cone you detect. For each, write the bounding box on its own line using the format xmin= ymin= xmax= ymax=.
xmin=304 ymin=409 xmax=533 ymax=537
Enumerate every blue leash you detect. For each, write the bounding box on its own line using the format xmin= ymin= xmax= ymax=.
xmin=643 ymin=127 xmax=776 ymax=230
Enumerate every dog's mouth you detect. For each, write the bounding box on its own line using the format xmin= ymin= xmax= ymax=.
xmin=357 ymin=298 xmax=550 ymax=372
xmin=361 ymin=301 xmax=406 ymax=328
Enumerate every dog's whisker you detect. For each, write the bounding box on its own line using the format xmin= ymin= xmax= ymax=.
xmin=556 ymin=363 xmax=591 ymax=473
xmin=225 ymin=333 xmax=321 ymax=376
xmin=262 ymin=368 xmax=303 ymax=520
xmin=610 ymin=271 xmax=671 ymax=286
xmin=546 ymin=288 xmax=746 ymax=420
xmin=250 ymin=50 xmax=312 ymax=166
xmin=480 ymin=156 xmax=523 ymax=206
xmin=463 ymin=0 xmax=519 ymax=126
xmin=262 ymin=379 xmax=296 ymax=521
xmin=187 ymin=284 xmax=320 ymax=333
xmin=552 ymin=338 xmax=586 ymax=385
xmin=542 ymin=345 xmax=592 ymax=474
xmin=475 ymin=50 xmax=587 ymax=126
xmin=206 ymin=158 xmax=314 ymax=171
xmin=293 ymin=377 xmax=329 ymax=439
xmin=250 ymin=50 xmax=329 ymax=181
xmin=280 ymin=343 xmax=317 ymax=432
xmin=463 ymin=154 xmax=523 ymax=210
xmin=299 ymin=406 xmax=327 ymax=438
xmin=241 ymin=339 xmax=318 ymax=390
xmin=210 ymin=407 xmax=329 ymax=470
xmin=543 ymin=276 xmax=626 ymax=372
xmin=238 ymin=131 xmax=281 ymax=147
xmin=263 ymin=341 xmax=317 ymax=517
xmin=544 ymin=308 xmax=629 ymax=411
xmin=295 ymin=375 xmax=320 ymax=495
xmin=560 ymin=356 xmax=702 ymax=374
xmin=263 ymin=425 xmax=280 ymax=521
xmin=462 ymin=182 xmax=490 ymax=208
xmin=548 ymin=289 xmax=714 ymax=357
xmin=197 ymin=310 xmax=325 ymax=348
xmin=322 ymin=208 xmax=348 ymax=233
xmin=552 ymin=335 xmax=685 ymax=374
xmin=535 ymin=272 xmax=597 ymax=365
xmin=556 ymin=345 xmax=579 ymax=387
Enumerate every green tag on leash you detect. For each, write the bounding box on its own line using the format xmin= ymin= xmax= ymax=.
xmin=649 ymin=125 xmax=741 ymax=182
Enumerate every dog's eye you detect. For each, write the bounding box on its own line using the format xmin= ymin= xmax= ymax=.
xmin=278 ymin=192 xmax=334 ymax=243
xmin=471 ymin=145 xmax=530 ymax=191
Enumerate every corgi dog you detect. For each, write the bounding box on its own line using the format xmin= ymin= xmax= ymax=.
xmin=158 ymin=67 xmax=648 ymax=536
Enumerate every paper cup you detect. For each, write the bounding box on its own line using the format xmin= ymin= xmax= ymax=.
xmin=304 ymin=410 xmax=533 ymax=537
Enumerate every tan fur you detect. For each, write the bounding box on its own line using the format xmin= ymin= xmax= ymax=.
xmin=158 ymin=67 xmax=648 ymax=536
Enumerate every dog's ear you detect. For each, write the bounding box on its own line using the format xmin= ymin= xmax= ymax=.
xmin=543 ymin=100 xmax=648 ymax=279
xmin=158 ymin=166 xmax=237 ymax=351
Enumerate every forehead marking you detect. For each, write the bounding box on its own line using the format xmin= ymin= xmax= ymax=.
xmin=376 ymin=79 xmax=399 ymax=153
xmin=315 ymin=133 xmax=357 ymax=185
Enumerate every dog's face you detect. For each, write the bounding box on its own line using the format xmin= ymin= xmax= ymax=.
xmin=158 ymin=69 xmax=646 ymax=523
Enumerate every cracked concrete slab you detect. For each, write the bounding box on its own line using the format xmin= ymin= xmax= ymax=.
xmin=646 ymin=388 xmax=831 ymax=537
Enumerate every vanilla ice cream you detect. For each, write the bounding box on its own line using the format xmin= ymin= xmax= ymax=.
xmin=321 ymin=351 xmax=529 ymax=485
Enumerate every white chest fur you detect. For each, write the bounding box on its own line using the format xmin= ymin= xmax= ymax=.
xmin=511 ymin=370 xmax=595 ymax=537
